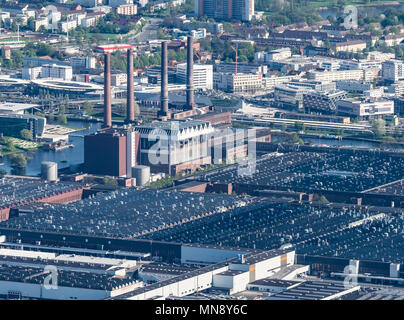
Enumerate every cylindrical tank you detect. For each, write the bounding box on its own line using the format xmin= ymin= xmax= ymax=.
xmin=132 ymin=165 xmax=150 ymax=186
xmin=41 ymin=161 xmax=57 ymax=182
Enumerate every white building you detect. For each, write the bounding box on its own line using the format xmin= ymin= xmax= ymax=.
xmin=382 ymin=60 xmax=404 ymax=82
xmin=116 ymin=4 xmax=138 ymax=15
xmin=367 ymin=51 xmax=395 ymax=62
xmin=308 ymin=69 xmax=378 ymax=82
xmin=59 ymin=20 xmax=78 ymax=32
xmin=214 ymin=72 xmax=263 ymax=93
xmin=335 ymin=80 xmax=372 ymax=93
xmin=176 ymin=63 xmax=213 ymax=90
xmin=337 ymin=98 xmax=394 ymax=119
xmin=70 ymin=56 xmax=96 ymax=69
xmin=41 ymin=64 xmax=73 ymax=81
xmin=22 ymin=66 xmax=42 ymax=80
xmin=264 ymin=48 xmax=292 ymax=62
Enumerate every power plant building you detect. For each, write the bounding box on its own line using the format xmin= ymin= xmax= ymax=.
xmin=84 ymin=127 xmax=140 ymax=177
xmin=136 ymin=120 xmax=214 ymax=174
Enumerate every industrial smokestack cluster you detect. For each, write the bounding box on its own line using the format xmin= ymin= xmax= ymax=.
xmin=103 ymin=52 xmax=112 ymax=128
xmin=126 ymin=48 xmax=134 ymax=123
xmin=160 ymin=41 xmax=169 ymax=118
xmin=186 ymin=36 xmax=195 ymax=109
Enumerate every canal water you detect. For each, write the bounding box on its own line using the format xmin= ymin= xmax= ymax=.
xmin=0 ymin=120 xmax=102 ymax=177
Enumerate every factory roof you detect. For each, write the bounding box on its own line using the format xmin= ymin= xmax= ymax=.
xmin=267 ymin=281 xmax=360 ymax=300
xmin=216 ymin=270 xmax=246 ymax=276
xmin=140 ymin=262 xmax=197 ymax=275
xmin=249 ymin=278 xmax=301 ymax=288
xmin=0 ymin=177 xmax=83 ymax=210
xmin=0 ymin=264 xmax=136 ymax=290
xmin=0 ymin=189 xmax=251 ymax=239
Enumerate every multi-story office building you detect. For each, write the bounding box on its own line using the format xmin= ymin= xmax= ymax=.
xmin=303 ymin=90 xmax=347 ymax=114
xmin=195 ymin=0 xmax=254 ymax=22
xmin=41 ymin=64 xmax=73 ymax=81
xmin=214 ymin=73 xmax=263 ymax=93
xmin=337 ymin=98 xmax=394 ymax=119
xmin=0 ymin=114 xmax=46 ymax=140
xmin=274 ymin=84 xmax=312 ymax=109
xmin=335 ymin=80 xmax=372 ymax=93
xmin=261 ymin=75 xmax=301 ymax=90
xmin=382 ymin=60 xmax=404 ymax=82
xmin=307 ymin=69 xmax=378 ymax=82
xmin=286 ymin=79 xmax=336 ymax=92
xmin=216 ymin=63 xmax=267 ymax=75
xmin=176 ymin=63 xmax=213 ymax=90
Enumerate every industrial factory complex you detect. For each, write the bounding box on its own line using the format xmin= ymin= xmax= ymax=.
xmin=1 ymin=3 xmax=404 ymax=304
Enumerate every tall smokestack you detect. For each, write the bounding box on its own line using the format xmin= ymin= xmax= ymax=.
xmin=186 ymin=36 xmax=195 ymax=109
xmin=103 ymin=52 xmax=112 ymax=127
xmin=160 ymin=41 xmax=169 ymax=118
xmin=126 ymin=48 xmax=134 ymax=122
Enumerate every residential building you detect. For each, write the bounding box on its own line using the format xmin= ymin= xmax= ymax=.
xmin=195 ymin=0 xmax=254 ymax=22
xmin=382 ymin=60 xmax=404 ymax=82
xmin=332 ymin=40 xmax=367 ymax=53
xmin=380 ymin=33 xmax=404 ymax=47
xmin=116 ymin=4 xmax=138 ymax=15
xmin=59 ymin=20 xmax=78 ymax=32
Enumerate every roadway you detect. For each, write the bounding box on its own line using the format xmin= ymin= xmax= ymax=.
xmin=130 ymin=18 xmax=162 ymax=43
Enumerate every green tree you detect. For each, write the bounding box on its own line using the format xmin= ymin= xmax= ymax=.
xmin=58 ymin=114 xmax=67 ymax=125
xmin=134 ymin=101 xmax=140 ymax=118
xmin=371 ymin=119 xmax=386 ymax=137
xmin=9 ymin=153 xmax=27 ymax=168
xmin=0 ymin=168 xmax=6 ymax=178
xmin=102 ymin=177 xmax=118 ymax=186
xmin=20 ymin=129 xmax=32 ymax=141
xmin=83 ymin=101 xmax=94 ymax=115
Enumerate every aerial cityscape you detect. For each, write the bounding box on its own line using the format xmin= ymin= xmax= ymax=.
xmin=0 ymin=0 xmax=404 ymax=305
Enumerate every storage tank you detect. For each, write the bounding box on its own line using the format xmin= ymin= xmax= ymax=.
xmin=132 ymin=165 xmax=150 ymax=186
xmin=41 ymin=161 xmax=58 ymax=182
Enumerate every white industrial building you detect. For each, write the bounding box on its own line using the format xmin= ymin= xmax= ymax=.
xmin=337 ymin=98 xmax=394 ymax=119
xmin=176 ymin=63 xmax=213 ymax=90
